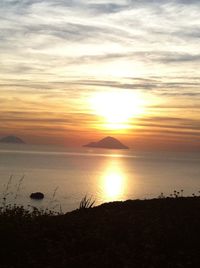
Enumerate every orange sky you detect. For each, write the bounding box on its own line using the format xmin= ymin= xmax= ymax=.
xmin=1 ymin=1 xmax=200 ymax=151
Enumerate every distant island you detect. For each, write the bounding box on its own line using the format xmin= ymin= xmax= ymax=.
xmin=83 ymin=136 xmax=129 ymax=149
xmin=0 ymin=135 xmax=25 ymax=144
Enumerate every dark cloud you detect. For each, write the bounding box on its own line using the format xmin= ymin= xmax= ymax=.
xmin=57 ymin=51 xmax=200 ymax=66
xmin=1 ymin=75 xmax=200 ymax=97
xmin=156 ymin=53 xmax=200 ymax=64
xmin=127 ymin=0 xmax=200 ymax=6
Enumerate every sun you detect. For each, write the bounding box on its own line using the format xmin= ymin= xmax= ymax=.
xmin=90 ymin=90 xmax=145 ymax=130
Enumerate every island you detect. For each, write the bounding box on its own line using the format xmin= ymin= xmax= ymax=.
xmin=83 ymin=136 xmax=129 ymax=149
xmin=0 ymin=135 xmax=25 ymax=144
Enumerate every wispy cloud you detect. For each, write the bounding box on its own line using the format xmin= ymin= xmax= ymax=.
xmin=1 ymin=0 xmax=200 ymax=148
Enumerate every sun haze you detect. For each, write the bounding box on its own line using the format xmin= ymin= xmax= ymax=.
xmin=0 ymin=1 xmax=200 ymax=151
xmin=90 ymin=90 xmax=146 ymax=130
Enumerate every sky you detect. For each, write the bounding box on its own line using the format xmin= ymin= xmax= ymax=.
xmin=0 ymin=0 xmax=200 ymax=151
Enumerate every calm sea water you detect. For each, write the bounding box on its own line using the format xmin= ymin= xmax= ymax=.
xmin=0 ymin=143 xmax=200 ymax=212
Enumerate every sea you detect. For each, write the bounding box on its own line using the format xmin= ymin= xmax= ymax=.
xmin=0 ymin=143 xmax=199 ymax=212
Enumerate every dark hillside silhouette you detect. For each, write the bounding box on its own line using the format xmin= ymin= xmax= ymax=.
xmin=1 ymin=197 xmax=200 ymax=267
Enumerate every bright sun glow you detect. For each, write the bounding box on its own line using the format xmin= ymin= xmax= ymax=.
xmin=90 ymin=90 xmax=145 ymax=130
xmin=101 ymin=160 xmax=126 ymax=201
xmin=104 ymin=172 xmax=124 ymax=199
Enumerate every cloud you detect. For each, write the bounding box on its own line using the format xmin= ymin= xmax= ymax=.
xmin=1 ymin=0 xmax=200 ymax=147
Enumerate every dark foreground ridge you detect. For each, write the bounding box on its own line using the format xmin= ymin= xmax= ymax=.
xmin=84 ymin=136 xmax=129 ymax=149
xmin=0 ymin=135 xmax=25 ymax=144
xmin=1 ymin=197 xmax=200 ymax=267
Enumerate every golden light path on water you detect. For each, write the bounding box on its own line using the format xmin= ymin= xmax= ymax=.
xmin=100 ymin=158 xmax=128 ymax=202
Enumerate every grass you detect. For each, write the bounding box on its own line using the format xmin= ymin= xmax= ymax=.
xmin=79 ymin=195 xmax=95 ymax=209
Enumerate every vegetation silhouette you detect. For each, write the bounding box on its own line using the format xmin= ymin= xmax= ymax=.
xmin=1 ymin=186 xmax=200 ymax=267
xmin=79 ymin=195 xmax=95 ymax=209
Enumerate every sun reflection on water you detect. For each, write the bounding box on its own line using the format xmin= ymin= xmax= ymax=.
xmin=104 ymin=172 xmax=123 ymax=199
xmin=100 ymin=160 xmax=127 ymax=202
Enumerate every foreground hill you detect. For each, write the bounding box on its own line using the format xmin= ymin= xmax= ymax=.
xmin=1 ymin=197 xmax=200 ymax=267
xmin=84 ymin=136 xmax=129 ymax=149
xmin=0 ymin=135 xmax=25 ymax=144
